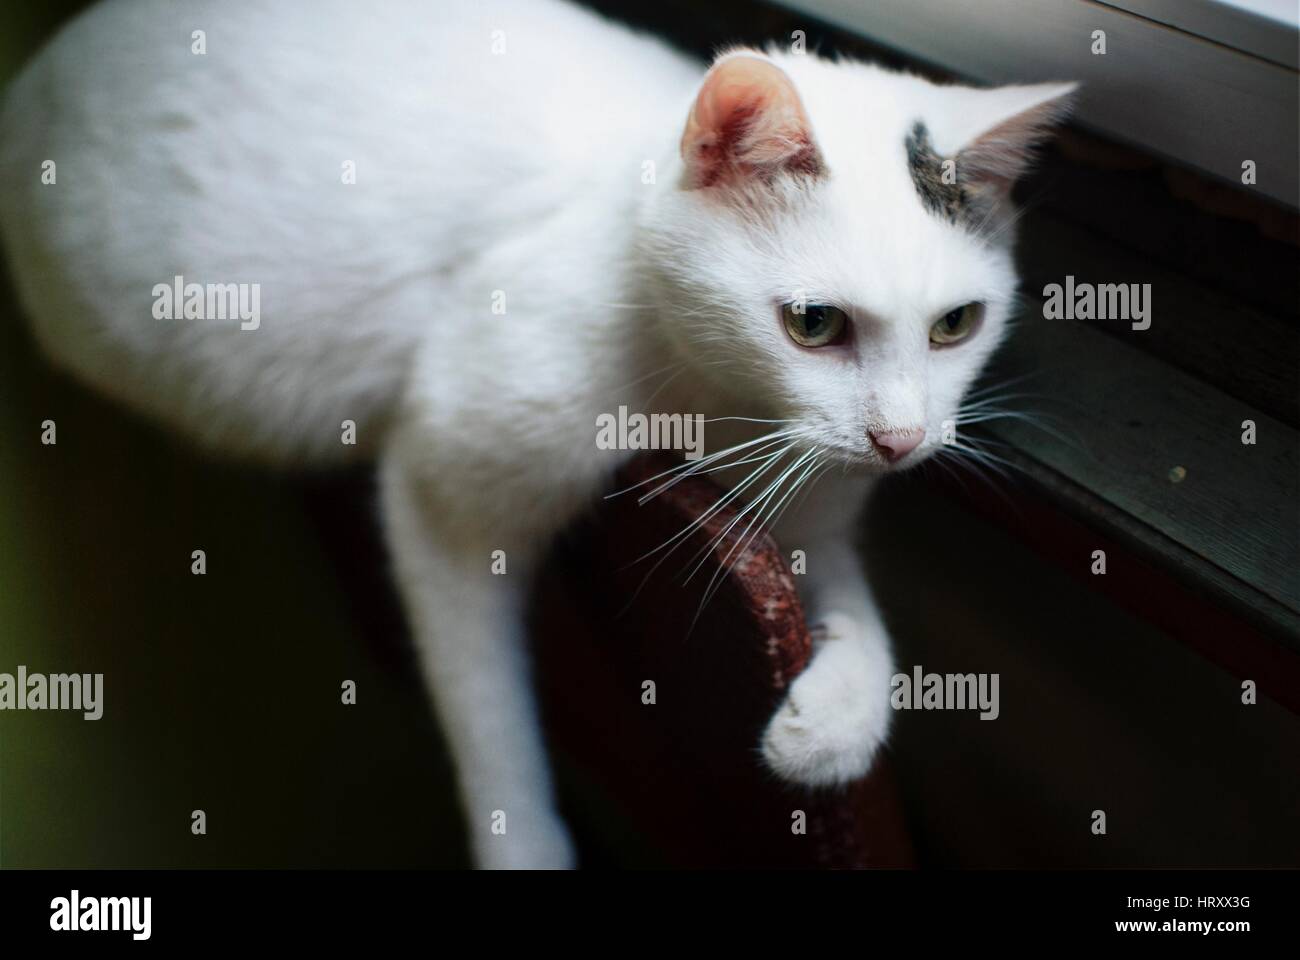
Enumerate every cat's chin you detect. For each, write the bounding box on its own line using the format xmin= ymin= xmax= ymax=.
xmin=823 ymin=453 xmax=890 ymax=476
xmin=829 ymin=447 xmax=933 ymax=475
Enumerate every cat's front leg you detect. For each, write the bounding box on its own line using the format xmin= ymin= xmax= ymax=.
xmin=378 ymin=449 xmax=576 ymax=870
xmin=762 ymin=486 xmax=896 ymax=787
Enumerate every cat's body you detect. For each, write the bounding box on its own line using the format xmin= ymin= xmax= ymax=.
xmin=1 ymin=0 xmax=1073 ymax=867
xmin=1 ymin=0 xmax=696 ymax=464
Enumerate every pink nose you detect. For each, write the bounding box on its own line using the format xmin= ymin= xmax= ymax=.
xmin=870 ymin=428 xmax=925 ymax=463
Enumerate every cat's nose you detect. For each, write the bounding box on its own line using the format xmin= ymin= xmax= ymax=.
xmin=869 ymin=427 xmax=925 ymax=463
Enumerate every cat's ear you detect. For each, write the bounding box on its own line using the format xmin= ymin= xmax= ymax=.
xmin=680 ymin=52 xmax=823 ymax=189
xmin=953 ymin=82 xmax=1078 ymax=195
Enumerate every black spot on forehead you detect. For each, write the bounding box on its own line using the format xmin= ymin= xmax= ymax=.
xmin=905 ymin=121 xmax=966 ymax=224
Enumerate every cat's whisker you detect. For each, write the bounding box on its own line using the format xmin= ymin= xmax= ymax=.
xmin=957 ymin=392 xmax=1048 ymax=412
xmin=638 ymin=439 xmax=801 ymax=520
xmin=955 ymin=409 xmax=1057 ymax=427
xmin=614 ymin=444 xmax=795 ymax=616
xmin=689 ymin=449 xmax=823 ymax=631
xmin=956 ymin=370 xmax=1092 ymax=459
xmin=961 ymin=392 xmax=1041 ymax=413
xmin=965 ymin=370 xmax=1043 ymax=398
xmin=790 ymin=455 xmax=835 ymax=515
xmin=686 ymin=440 xmax=803 ymax=479
xmin=602 ymin=427 xmax=794 ymax=501
xmin=635 ymin=430 xmax=799 ymax=505
xmin=689 ymin=447 xmax=817 ymax=590
xmin=922 ymin=449 xmax=974 ymax=495
xmin=930 ymin=444 xmax=1024 ymax=517
xmin=744 ymin=451 xmax=825 ymax=565
xmin=678 ymin=447 xmax=807 ymax=586
xmin=625 ymin=443 xmax=794 ymax=567
xmin=954 ymin=406 xmax=1086 ymax=454
xmin=944 ymin=439 xmax=1019 ymax=481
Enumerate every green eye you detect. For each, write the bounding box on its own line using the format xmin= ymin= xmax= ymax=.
xmin=930 ymin=303 xmax=982 ymax=346
xmin=782 ymin=302 xmax=848 ymax=347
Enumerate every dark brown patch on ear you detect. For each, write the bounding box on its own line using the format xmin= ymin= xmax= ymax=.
xmin=906 ymin=121 xmax=1001 ymax=233
xmin=906 ymin=121 xmax=964 ymax=223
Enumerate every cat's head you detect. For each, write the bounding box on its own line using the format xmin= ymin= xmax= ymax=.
xmin=642 ymin=49 xmax=1075 ymax=471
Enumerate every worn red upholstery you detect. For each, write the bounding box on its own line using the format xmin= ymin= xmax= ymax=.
xmin=533 ymin=453 xmax=913 ymax=868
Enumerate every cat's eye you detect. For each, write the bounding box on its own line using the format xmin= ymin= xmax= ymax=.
xmin=782 ymin=302 xmax=848 ymax=348
xmin=929 ymin=303 xmax=983 ymax=346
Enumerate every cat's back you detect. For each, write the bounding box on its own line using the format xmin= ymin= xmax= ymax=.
xmin=0 ymin=0 xmax=695 ymax=463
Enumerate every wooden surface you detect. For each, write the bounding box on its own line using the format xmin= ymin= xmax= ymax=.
xmin=986 ymin=307 xmax=1300 ymax=641
xmin=1016 ymin=211 xmax=1298 ymax=426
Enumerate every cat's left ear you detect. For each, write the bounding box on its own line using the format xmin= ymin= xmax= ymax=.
xmin=680 ymin=52 xmax=824 ymax=189
xmin=951 ymin=82 xmax=1078 ymax=194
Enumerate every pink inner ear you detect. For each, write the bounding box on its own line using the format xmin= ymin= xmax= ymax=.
xmin=681 ymin=55 xmax=822 ymax=189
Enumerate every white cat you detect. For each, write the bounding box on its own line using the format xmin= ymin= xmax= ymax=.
xmin=0 ymin=0 xmax=1074 ymax=868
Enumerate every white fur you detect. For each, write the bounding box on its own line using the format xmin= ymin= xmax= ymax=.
xmin=1 ymin=0 xmax=1072 ymax=868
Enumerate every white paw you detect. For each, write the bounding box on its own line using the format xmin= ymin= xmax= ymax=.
xmin=472 ymin=814 xmax=577 ymax=870
xmin=760 ymin=614 xmax=893 ymax=787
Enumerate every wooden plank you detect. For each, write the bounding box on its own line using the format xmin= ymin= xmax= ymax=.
xmin=1098 ymin=0 xmax=1299 ymax=69
xmin=1022 ymin=143 xmax=1299 ymax=323
xmin=1015 ymin=210 xmax=1300 ymax=426
xmin=982 ymin=302 xmax=1300 ymax=619
xmin=962 ymin=441 xmax=1300 ymax=646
